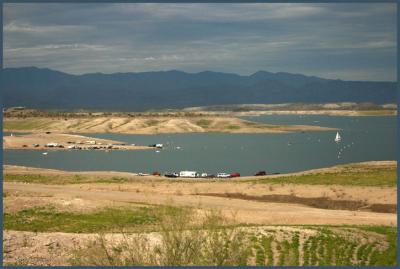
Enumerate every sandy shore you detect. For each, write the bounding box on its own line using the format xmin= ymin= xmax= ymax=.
xmin=3 ymin=133 xmax=151 ymax=151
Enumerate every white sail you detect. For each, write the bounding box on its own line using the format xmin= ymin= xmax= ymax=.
xmin=335 ymin=132 xmax=341 ymax=142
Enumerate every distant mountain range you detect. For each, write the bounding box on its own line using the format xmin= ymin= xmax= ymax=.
xmin=2 ymin=67 xmax=397 ymax=111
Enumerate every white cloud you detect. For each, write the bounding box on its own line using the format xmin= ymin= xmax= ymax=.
xmin=4 ymin=21 xmax=93 ymax=34
xmin=3 ymin=3 xmax=396 ymax=81
xmin=5 ymin=43 xmax=110 ymax=58
xmin=116 ymin=3 xmax=326 ymax=22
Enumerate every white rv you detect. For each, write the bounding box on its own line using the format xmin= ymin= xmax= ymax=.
xmin=179 ymin=171 xmax=198 ymax=178
xmin=45 ymin=142 xmax=59 ymax=147
xmin=217 ymin=173 xmax=231 ymax=178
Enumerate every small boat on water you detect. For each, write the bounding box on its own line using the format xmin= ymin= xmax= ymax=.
xmin=334 ymin=132 xmax=341 ymax=143
xmin=42 ymin=152 xmax=48 ymax=155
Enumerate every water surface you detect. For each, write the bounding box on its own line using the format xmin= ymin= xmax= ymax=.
xmin=4 ymin=115 xmax=396 ymax=176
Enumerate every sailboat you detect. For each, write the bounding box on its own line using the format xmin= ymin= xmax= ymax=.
xmin=334 ymin=132 xmax=341 ymax=143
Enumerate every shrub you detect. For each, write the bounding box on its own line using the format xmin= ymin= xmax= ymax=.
xmin=71 ymin=208 xmax=252 ymax=266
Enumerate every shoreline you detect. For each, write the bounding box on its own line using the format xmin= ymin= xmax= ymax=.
xmin=233 ymin=109 xmax=397 ymax=117
xmin=4 ymin=160 xmax=396 ymax=181
xmin=3 ymin=132 xmax=152 ymax=151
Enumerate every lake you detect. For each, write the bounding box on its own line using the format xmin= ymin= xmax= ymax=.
xmin=4 ymin=115 xmax=397 ymax=176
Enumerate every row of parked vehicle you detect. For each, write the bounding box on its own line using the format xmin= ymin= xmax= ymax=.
xmin=142 ymin=170 xmax=269 ymax=178
xmin=162 ymin=171 xmax=239 ymax=178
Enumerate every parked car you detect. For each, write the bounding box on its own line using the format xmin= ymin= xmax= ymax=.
xmin=200 ymin=173 xmax=208 ymax=178
xmin=254 ymin=171 xmax=267 ymax=176
xmin=152 ymin=171 xmax=161 ymax=176
xmin=230 ymin=172 xmax=240 ymax=177
xmin=164 ymin=172 xmax=179 ymax=178
xmin=217 ymin=173 xmax=231 ymax=178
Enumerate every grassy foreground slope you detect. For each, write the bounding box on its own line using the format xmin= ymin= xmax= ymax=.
xmin=4 ymin=206 xmax=397 ymax=266
xmin=3 ymin=162 xmax=397 ymax=266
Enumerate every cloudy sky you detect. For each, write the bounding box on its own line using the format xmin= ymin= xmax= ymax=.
xmin=3 ymin=3 xmax=397 ymax=81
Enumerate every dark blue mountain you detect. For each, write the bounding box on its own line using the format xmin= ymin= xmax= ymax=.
xmin=2 ymin=67 xmax=396 ymax=111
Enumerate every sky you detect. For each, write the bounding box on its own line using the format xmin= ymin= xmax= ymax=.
xmin=3 ymin=3 xmax=397 ymax=81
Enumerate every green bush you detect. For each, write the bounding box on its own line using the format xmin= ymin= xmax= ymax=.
xmin=70 ymin=208 xmax=252 ymax=266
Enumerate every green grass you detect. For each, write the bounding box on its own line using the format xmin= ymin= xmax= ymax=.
xmin=3 ymin=174 xmax=135 ymax=185
xmin=145 ymin=119 xmax=160 ymax=127
xmin=357 ymin=226 xmax=397 ymax=266
xmin=227 ymin=125 xmax=241 ymax=130
xmin=4 ymin=205 xmax=183 ymax=233
xmin=250 ymin=226 xmax=397 ymax=266
xmin=70 ymin=208 xmax=251 ymax=266
xmin=255 ymin=169 xmax=396 ymax=187
xmin=4 ymin=119 xmax=55 ymax=130
xmin=356 ymin=110 xmax=397 ymax=116
xmin=196 ymin=119 xmax=212 ymax=128
xmin=242 ymin=120 xmax=290 ymax=129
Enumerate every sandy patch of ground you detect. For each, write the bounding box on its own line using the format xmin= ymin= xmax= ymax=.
xmin=3 ymin=133 xmax=150 ymax=150
xmin=4 ymin=181 xmax=396 ymax=226
xmin=3 ymin=189 xmax=146 ymax=213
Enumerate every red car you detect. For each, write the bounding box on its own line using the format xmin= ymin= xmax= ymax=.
xmin=230 ymin=172 xmax=240 ymax=178
xmin=254 ymin=171 xmax=267 ymax=176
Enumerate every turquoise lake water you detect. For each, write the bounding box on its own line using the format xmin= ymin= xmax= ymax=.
xmin=4 ymin=115 xmax=397 ymax=176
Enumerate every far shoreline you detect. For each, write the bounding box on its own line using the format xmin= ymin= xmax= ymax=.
xmin=234 ymin=109 xmax=397 ymax=117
